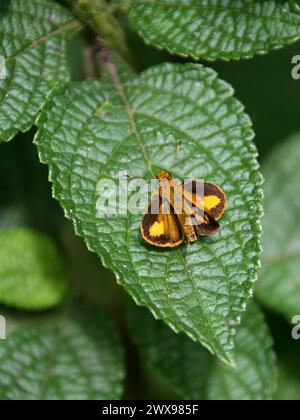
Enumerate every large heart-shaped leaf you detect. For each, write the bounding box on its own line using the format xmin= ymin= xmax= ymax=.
xmin=0 ymin=0 xmax=80 ymax=142
xmin=127 ymin=301 xmax=277 ymax=400
xmin=0 ymin=306 xmax=124 ymax=400
xmin=256 ymin=133 xmax=300 ymax=319
xmin=128 ymin=0 xmax=300 ymax=61
xmin=35 ymin=61 xmax=263 ymax=364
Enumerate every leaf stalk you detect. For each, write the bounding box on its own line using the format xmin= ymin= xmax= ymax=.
xmin=65 ymin=0 xmax=133 ymax=66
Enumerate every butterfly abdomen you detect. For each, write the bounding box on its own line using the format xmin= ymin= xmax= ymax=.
xmin=184 ymin=224 xmax=197 ymax=242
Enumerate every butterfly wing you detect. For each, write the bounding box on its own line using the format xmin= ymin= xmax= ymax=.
xmin=183 ymin=180 xmax=226 ymax=221
xmin=194 ymin=213 xmax=220 ymax=236
xmin=182 ymin=180 xmax=226 ymax=236
xmin=141 ymin=194 xmax=184 ymax=248
xmin=203 ymin=182 xmax=226 ymax=221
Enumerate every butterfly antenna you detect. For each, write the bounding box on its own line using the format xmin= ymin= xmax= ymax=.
xmin=169 ymin=141 xmax=182 ymax=170
xmin=124 ymin=174 xmax=140 ymax=180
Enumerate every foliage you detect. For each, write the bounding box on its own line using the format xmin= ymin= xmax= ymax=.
xmin=0 ymin=305 xmax=124 ymax=399
xmin=127 ymin=301 xmax=277 ymax=400
xmin=0 ymin=228 xmax=68 ymax=310
xmin=256 ymin=134 xmax=300 ymax=320
xmin=0 ymin=0 xmax=299 ymax=400
xmin=0 ymin=0 xmax=80 ymax=142
xmin=35 ymin=61 xmax=263 ymax=364
xmin=128 ymin=0 xmax=300 ymax=61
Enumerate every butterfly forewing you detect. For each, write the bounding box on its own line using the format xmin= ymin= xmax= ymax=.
xmin=141 ymin=194 xmax=184 ymax=248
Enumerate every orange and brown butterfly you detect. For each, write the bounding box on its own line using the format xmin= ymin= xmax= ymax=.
xmin=141 ymin=170 xmax=226 ymax=248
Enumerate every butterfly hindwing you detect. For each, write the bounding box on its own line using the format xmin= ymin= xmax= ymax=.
xmin=195 ymin=213 xmax=220 ymax=236
xmin=183 ymin=180 xmax=226 ymax=221
xmin=141 ymin=194 xmax=184 ymax=248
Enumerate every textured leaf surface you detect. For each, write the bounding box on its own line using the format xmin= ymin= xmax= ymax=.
xmin=127 ymin=302 xmax=276 ymax=400
xmin=0 ymin=307 xmax=124 ymax=400
xmin=35 ymin=61 xmax=263 ymax=364
xmin=0 ymin=0 xmax=80 ymax=142
xmin=128 ymin=0 xmax=300 ymax=61
xmin=256 ymin=134 xmax=300 ymax=319
xmin=0 ymin=228 xmax=68 ymax=310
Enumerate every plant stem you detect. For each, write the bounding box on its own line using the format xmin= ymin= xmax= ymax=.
xmin=109 ymin=1 xmax=131 ymax=14
xmin=65 ymin=0 xmax=133 ymax=65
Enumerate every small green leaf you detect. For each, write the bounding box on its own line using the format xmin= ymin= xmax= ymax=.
xmin=128 ymin=0 xmax=300 ymax=61
xmin=127 ymin=301 xmax=277 ymax=400
xmin=35 ymin=61 xmax=263 ymax=364
xmin=0 ymin=0 xmax=80 ymax=142
xmin=256 ymin=134 xmax=300 ymax=319
xmin=0 ymin=228 xmax=68 ymax=310
xmin=0 ymin=306 xmax=124 ymax=400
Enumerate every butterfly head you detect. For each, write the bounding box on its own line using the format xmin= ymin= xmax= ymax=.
xmin=155 ymin=170 xmax=172 ymax=181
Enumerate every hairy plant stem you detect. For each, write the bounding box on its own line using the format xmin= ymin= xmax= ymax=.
xmin=65 ymin=0 xmax=133 ymax=66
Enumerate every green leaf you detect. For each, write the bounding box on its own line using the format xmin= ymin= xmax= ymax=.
xmin=128 ymin=0 xmax=300 ymax=61
xmin=0 ymin=0 xmax=80 ymax=142
xmin=207 ymin=301 xmax=277 ymax=400
xmin=0 ymin=306 xmax=124 ymax=400
xmin=0 ymin=228 xmax=68 ymax=310
xmin=256 ymin=133 xmax=300 ymax=319
xmin=35 ymin=61 xmax=263 ymax=364
xmin=127 ymin=301 xmax=277 ymax=400
xmin=127 ymin=303 xmax=213 ymax=400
